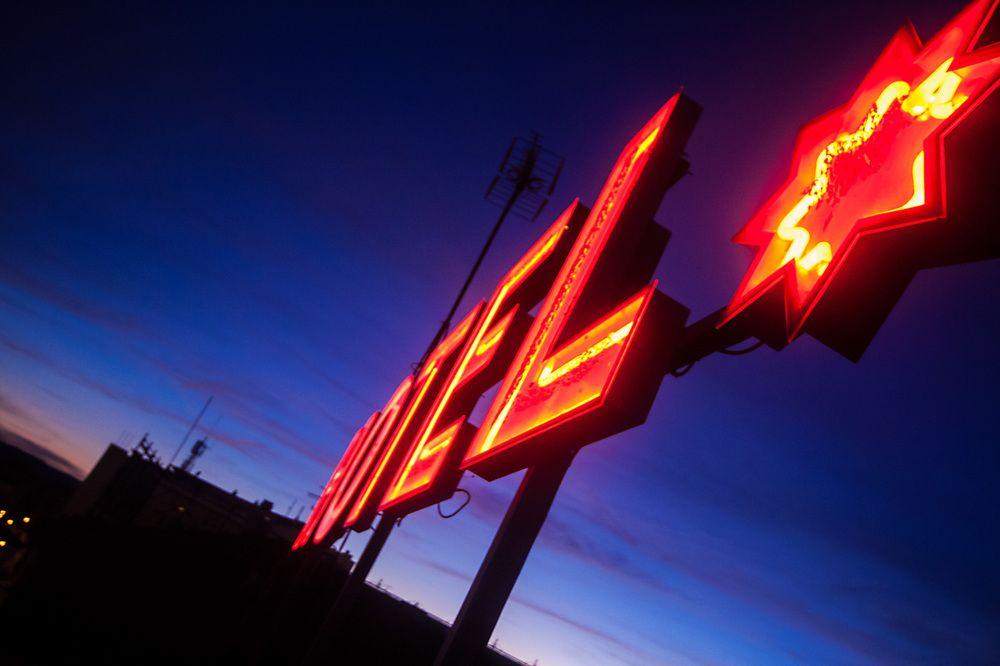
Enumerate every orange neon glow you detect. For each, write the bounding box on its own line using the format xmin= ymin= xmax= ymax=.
xmin=476 ymin=320 xmax=506 ymax=356
xmin=343 ymin=367 xmax=436 ymax=528
xmin=459 ymin=309 xmax=516 ymax=387
xmin=293 ymin=406 xmax=382 ymax=549
xmin=292 ymin=467 xmax=340 ymax=550
xmin=313 ymin=375 xmax=414 ymax=538
xmin=537 ymin=321 xmax=633 ymax=388
xmin=463 ymin=94 xmax=692 ymax=479
xmin=311 ymin=411 xmax=379 ymax=545
xmin=467 ymin=285 xmax=656 ymax=472
xmin=343 ymin=305 xmax=482 ymax=527
xmin=380 ymin=211 xmax=575 ymax=510
xmin=390 ymin=419 xmax=471 ymax=503
xmin=725 ymin=0 xmax=1000 ymax=337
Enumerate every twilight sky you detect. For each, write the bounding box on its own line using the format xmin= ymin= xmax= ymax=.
xmin=3 ymin=1 xmax=999 ymax=664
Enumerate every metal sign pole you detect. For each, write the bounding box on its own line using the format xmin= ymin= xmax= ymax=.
xmin=432 ymin=450 xmax=575 ymax=666
xmin=430 ymin=308 xmax=753 ymax=666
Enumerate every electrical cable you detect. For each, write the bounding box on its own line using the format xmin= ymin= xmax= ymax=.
xmin=436 ymin=488 xmax=471 ymax=519
xmin=670 ymin=362 xmax=695 ymax=378
xmin=719 ymin=339 xmax=765 ymax=355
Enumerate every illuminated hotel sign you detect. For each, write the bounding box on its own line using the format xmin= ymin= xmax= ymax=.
xmin=722 ymin=0 xmax=1000 ymax=359
xmin=463 ymin=95 xmax=696 ymax=480
xmin=295 ymin=91 xmax=697 ymax=546
xmin=381 ymin=207 xmax=582 ymax=514
xmin=294 ymin=0 xmax=999 ymax=548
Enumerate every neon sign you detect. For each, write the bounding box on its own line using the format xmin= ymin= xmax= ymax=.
xmin=380 ymin=205 xmax=584 ymax=513
xmin=297 ymin=411 xmax=378 ymax=547
xmin=463 ymin=93 xmax=697 ymax=480
xmin=310 ymin=377 xmax=413 ymax=543
xmin=723 ymin=0 xmax=1000 ymax=359
xmin=293 ymin=0 xmax=998 ymax=552
xmin=292 ymin=307 xmax=480 ymax=547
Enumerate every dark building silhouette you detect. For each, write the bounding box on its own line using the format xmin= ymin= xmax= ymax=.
xmin=0 ymin=439 xmax=530 ymax=665
xmin=65 ymin=443 xmax=311 ymax=545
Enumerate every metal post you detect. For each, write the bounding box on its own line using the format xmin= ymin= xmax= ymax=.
xmin=300 ymin=513 xmax=395 ymax=666
xmin=433 ymin=451 xmax=575 ymax=666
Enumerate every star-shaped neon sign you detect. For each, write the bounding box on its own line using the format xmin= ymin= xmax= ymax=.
xmin=723 ymin=0 xmax=1000 ymax=358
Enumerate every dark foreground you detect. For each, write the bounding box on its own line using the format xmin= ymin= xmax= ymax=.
xmin=0 ymin=441 xmax=524 ymax=665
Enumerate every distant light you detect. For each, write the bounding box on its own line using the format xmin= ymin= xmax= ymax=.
xmin=0 ymin=509 xmax=5 ymax=517
xmin=4 ymin=519 xmax=12 ymax=526
xmin=0 ymin=540 xmax=6 ymax=547
xmin=22 ymin=517 xmax=30 ymax=524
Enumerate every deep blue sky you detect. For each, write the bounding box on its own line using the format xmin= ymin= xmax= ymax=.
xmin=3 ymin=1 xmax=999 ymax=663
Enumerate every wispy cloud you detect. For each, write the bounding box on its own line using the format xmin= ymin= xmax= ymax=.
xmin=0 ymin=262 xmax=149 ymax=337
xmin=411 ymin=554 xmax=472 ymax=583
xmin=0 ymin=421 xmax=84 ymax=478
